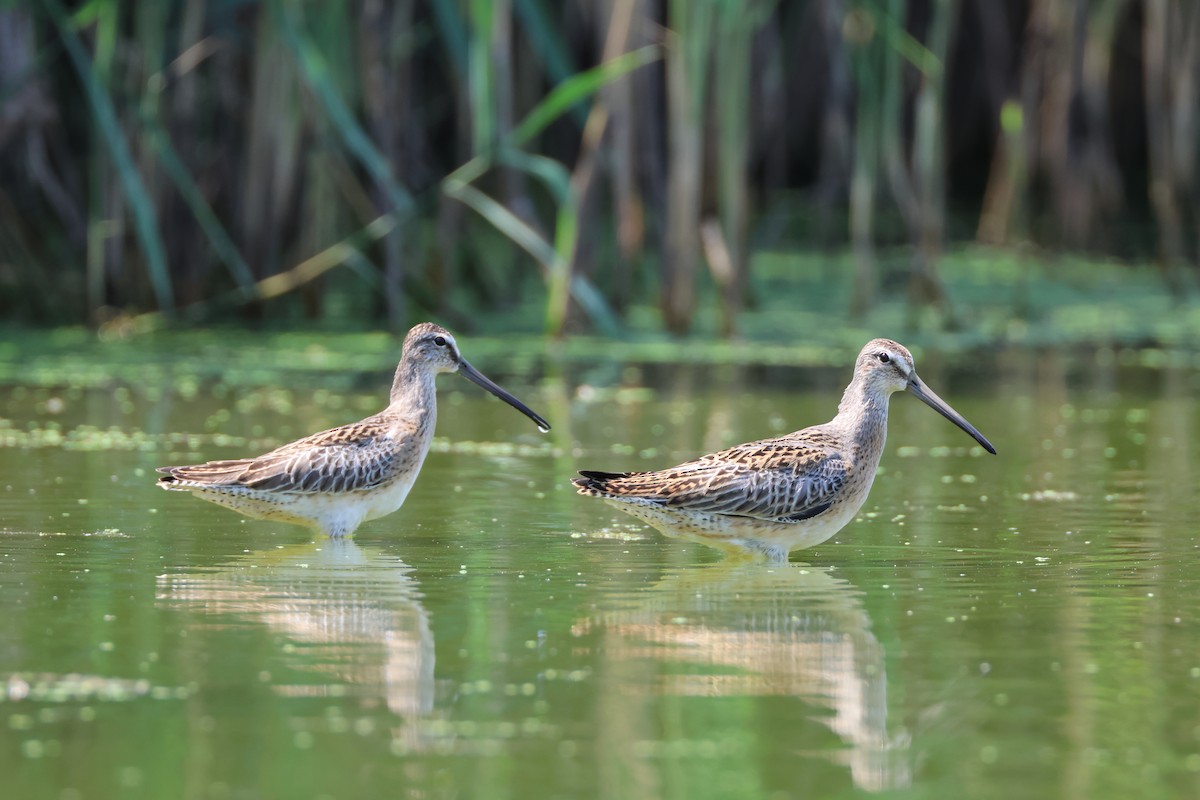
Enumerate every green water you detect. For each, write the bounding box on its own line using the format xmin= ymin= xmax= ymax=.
xmin=2 ymin=334 xmax=1200 ymax=799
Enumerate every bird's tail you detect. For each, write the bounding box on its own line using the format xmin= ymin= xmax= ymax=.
xmin=572 ymin=470 xmax=634 ymax=496
xmin=156 ymin=460 xmax=254 ymax=488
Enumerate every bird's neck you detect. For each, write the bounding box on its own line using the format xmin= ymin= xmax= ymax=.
xmin=389 ymin=358 xmax=438 ymax=422
xmin=833 ymin=378 xmax=891 ymax=461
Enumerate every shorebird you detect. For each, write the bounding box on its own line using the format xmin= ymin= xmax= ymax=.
xmin=158 ymin=323 xmax=549 ymax=537
xmin=573 ymin=338 xmax=995 ymax=561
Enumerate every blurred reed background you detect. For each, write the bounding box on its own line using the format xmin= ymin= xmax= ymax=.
xmin=0 ymin=0 xmax=1197 ymax=335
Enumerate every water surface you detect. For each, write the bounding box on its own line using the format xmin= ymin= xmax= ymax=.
xmin=2 ymin=336 xmax=1199 ymax=799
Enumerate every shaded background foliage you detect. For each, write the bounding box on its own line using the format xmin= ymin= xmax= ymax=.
xmin=0 ymin=0 xmax=1197 ymax=334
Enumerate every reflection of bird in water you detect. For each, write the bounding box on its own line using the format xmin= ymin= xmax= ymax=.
xmin=156 ymin=540 xmax=434 ymax=727
xmin=574 ymin=339 xmax=995 ymax=560
xmin=157 ymin=323 xmax=549 ymax=537
xmin=573 ymin=562 xmax=910 ymax=792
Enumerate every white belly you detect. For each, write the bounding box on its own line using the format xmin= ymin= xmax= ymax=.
xmin=360 ymin=470 xmax=421 ymax=523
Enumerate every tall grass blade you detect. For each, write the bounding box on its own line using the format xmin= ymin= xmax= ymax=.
xmin=497 ymin=147 xmax=575 ymax=335
xmin=513 ymin=0 xmax=584 ymax=123
xmin=429 ymin=0 xmax=469 ymax=79
xmin=254 ymin=214 xmax=398 ymax=301
xmin=512 ymin=44 xmax=661 ymax=146
xmin=564 ymin=274 xmax=620 ymax=337
xmin=907 ymin=0 xmax=955 ymax=314
xmin=43 ymin=0 xmax=173 ymax=313
xmin=495 ymin=147 xmax=571 ymax=204
xmin=871 ymin=0 xmax=940 ymax=77
xmin=848 ymin=0 xmax=885 ymax=314
xmin=141 ymin=113 xmax=255 ymax=289
xmin=662 ymin=0 xmax=713 ymax=333
xmin=711 ymin=0 xmax=770 ymax=334
xmin=514 ymin=0 xmax=575 ymax=81
xmin=444 ymin=180 xmax=618 ymax=335
xmin=442 ymin=42 xmax=656 ymax=334
xmin=276 ymin=0 xmax=414 ymax=216
xmin=467 ymin=0 xmax=495 ymax=154
xmin=450 ymin=182 xmax=555 ymax=262
xmin=124 ymin=213 xmax=400 ymax=334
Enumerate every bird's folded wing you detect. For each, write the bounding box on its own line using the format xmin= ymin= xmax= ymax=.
xmin=605 ymin=439 xmax=848 ymax=523
xmin=166 ymin=420 xmax=405 ymax=494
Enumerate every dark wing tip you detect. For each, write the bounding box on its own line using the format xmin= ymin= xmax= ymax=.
xmin=573 ymin=469 xmax=631 ymax=494
xmin=780 ymin=501 xmax=833 ymax=523
xmin=156 ymin=470 xmax=181 ymax=487
xmin=156 ymin=465 xmax=185 ymax=484
xmin=577 ymin=470 xmax=629 ymax=481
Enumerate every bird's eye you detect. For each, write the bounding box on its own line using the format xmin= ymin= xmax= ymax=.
xmin=876 ymin=352 xmax=891 ymax=364
xmin=433 ymin=336 xmax=447 ymax=347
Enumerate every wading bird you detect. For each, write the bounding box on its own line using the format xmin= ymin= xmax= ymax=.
xmin=158 ymin=323 xmax=549 ymax=537
xmin=573 ymin=339 xmax=995 ymax=561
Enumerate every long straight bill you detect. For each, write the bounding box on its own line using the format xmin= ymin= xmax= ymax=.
xmin=458 ymin=360 xmax=551 ymax=432
xmin=907 ymin=374 xmax=996 ymax=454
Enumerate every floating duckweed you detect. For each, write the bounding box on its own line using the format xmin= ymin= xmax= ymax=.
xmin=177 ymin=377 xmax=200 ymax=399
xmin=0 ymin=423 xmax=261 ymax=453
xmin=21 ymin=740 xmax=46 ymax=759
xmin=1019 ymin=490 xmax=1078 ymax=502
xmin=2 ymin=673 xmax=184 ymax=703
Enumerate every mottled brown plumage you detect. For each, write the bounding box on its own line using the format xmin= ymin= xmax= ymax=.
xmin=158 ymin=323 xmax=550 ymax=537
xmin=574 ymin=339 xmax=996 ymax=561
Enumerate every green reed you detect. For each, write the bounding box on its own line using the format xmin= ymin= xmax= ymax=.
xmin=2 ymin=1 xmax=1196 ymax=332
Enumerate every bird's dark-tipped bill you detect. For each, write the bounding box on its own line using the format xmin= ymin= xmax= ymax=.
xmin=458 ymin=360 xmax=551 ymax=432
xmin=907 ymin=374 xmax=996 ymax=454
